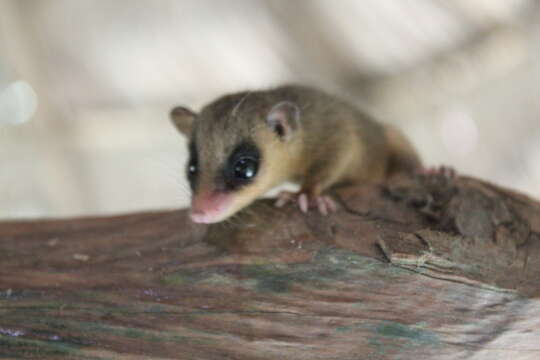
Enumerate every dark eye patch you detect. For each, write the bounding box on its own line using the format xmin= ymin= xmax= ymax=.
xmin=222 ymin=141 xmax=261 ymax=191
xmin=186 ymin=141 xmax=198 ymax=191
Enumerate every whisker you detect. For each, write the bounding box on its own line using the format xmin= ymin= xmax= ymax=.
xmin=231 ymin=91 xmax=252 ymax=117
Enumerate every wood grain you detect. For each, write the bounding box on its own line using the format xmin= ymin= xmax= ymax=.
xmin=1 ymin=174 xmax=539 ymax=359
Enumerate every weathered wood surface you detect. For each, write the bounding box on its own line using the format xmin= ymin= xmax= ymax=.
xmin=1 ymin=174 xmax=539 ymax=359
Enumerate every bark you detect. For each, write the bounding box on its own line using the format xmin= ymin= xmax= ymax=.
xmin=0 ymin=174 xmax=539 ymax=359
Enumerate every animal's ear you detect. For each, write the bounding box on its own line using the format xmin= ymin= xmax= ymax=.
xmin=170 ymin=106 xmax=197 ymax=136
xmin=266 ymin=101 xmax=301 ymax=141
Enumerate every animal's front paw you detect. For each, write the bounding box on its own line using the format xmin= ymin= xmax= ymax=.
xmin=418 ymin=165 xmax=457 ymax=179
xmin=274 ymin=191 xmax=337 ymax=215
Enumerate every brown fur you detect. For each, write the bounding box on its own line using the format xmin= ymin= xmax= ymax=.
xmin=171 ymin=85 xmax=422 ymax=220
xmin=384 ymin=124 xmax=422 ymax=176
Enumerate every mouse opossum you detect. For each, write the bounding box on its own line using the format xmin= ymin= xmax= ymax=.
xmin=170 ymin=85 xmax=421 ymax=223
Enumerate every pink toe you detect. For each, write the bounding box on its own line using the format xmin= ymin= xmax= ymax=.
xmin=317 ymin=197 xmax=328 ymax=216
xmin=275 ymin=198 xmax=286 ymax=207
xmin=298 ymin=194 xmax=309 ymax=213
xmin=275 ymin=191 xmax=293 ymax=207
xmin=325 ymin=197 xmax=338 ymax=212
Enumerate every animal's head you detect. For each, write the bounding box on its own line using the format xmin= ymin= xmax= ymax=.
xmin=170 ymin=91 xmax=301 ymax=223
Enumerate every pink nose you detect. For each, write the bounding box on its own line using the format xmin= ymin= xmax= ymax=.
xmin=189 ymin=192 xmax=231 ymax=224
xmin=190 ymin=211 xmax=219 ymax=224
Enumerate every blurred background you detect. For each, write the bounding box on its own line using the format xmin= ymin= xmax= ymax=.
xmin=1 ymin=0 xmax=540 ymax=219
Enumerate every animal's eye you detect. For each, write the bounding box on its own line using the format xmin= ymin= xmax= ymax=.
xmin=187 ymin=159 xmax=197 ymax=179
xmin=233 ymin=157 xmax=258 ymax=180
xmin=223 ymin=141 xmax=261 ymax=190
xmin=186 ymin=141 xmax=199 ymax=191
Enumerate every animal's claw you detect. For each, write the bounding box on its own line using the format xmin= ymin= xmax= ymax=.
xmin=275 ymin=191 xmax=338 ymax=215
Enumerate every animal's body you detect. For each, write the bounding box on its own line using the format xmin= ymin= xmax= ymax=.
xmin=170 ymin=85 xmax=421 ymax=223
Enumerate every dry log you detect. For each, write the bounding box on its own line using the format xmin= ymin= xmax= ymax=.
xmin=0 ymin=174 xmax=539 ymax=359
